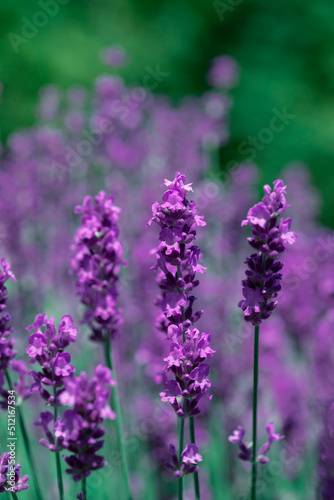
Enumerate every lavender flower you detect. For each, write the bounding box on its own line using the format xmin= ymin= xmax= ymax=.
xmin=165 ymin=444 xmax=203 ymax=477
xmin=228 ymin=423 xmax=284 ymax=464
xmin=238 ymin=180 xmax=297 ymax=325
xmin=0 ymin=452 xmax=29 ymax=493
xmin=149 ymin=172 xmax=214 ymax=491
xmin=26 ymin=313 xmax=78 ymax=406
xmin=148 ymin=172 xmax=214 ymax=416
xmin=36 ymin=365 xmax=115 ymax=481
xmin=71 ymin=191 xmax=127 ymax=343
xmin=0 ymin=259 xmax=17 ymax=407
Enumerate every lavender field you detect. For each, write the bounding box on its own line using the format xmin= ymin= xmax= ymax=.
xmin=1 ymin=4 xmax=334 ymax=499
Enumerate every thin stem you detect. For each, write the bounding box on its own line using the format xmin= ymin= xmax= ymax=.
xmin=53 ymin=387 xmax=64 ymax=500
xmin=10 ymin=493 xmax=19 ymax=500
xmin=82 ymin=477 xmax=87 ymax=500
xmin=251 ymin=325 xmax=260 ymax=500
xmin=178 ymin=416 xmax=185 ymax=500
xmin=189 ymin=416 xmax=200 ymax=500
xmin=5 ymin=371 xmax=44 ymax=500
xmin=104 ymin=334 xmax=132 ymax=500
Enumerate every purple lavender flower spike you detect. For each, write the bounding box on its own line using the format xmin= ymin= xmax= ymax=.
xmin=0 ymin=259 xmax=18 ymax=407
xmin=71 ymin=191 xmax=127 ymax=343
xmin=149 ymin=172 xmax=214 ymax=489
xmin=149 ymin=173 xmax=214 ymax=416
xmin=238 ymin=179 xmax=296 ymax=325
xmin=0 ymin=452 xmax=29 ymax=493
xmin=26 ymin=313 xmax=78 ymax=406
xmin=47 ymin=365 xmax=116 ymax=481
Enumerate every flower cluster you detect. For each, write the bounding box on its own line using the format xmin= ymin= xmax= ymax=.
xmin=149 ymin=172 xmax=214 ymax=481
xmin=35 ymin=365 xmax=115 ymax=481
xmin=165 ymin=444 xmax=203 ymax=477
xmin=0 ymin=452 xmax=29 ymax=493
xmin=228 ymin=423 xmax=284 ymax=464
xmin=71 ymin=191 xmax=127 ymax=342
xmin=26 ymin=313 xmax=78 ymax=406
xmin=0 ymin=259 xmax=17 ymax=407
xmin=238 ymin=180 xmax=297 ymax=325
xmin=160 ymin=327 xmax=215 ymax=417
xmin=149 ymin=172 xmax=214 ymax=416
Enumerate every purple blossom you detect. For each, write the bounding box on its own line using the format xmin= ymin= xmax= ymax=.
xmin=36 ymin=365 xmax=115 ymax=482
xmin=228 ymin=423 xmax=284 ymax=464
xmin=71 ymin=191 xmax=127 ymax=342
xmin=0 ymin=259 xmax=18 ymax=407
xmin=11 ymin=360 xmax=33 ymax=401
xmin=149 ymin=173 xmax=214 ymax=418
xmin=0 ymin=452 xmax=29 ymax=493
xmin=238 ymin=180 xmax=297 ymax=325
xmin=26 ymin=314 xmax=77 ymax=406
xmin=165 ymin=443 xmax=203 ymax=477
xmin=150 ymin=172 xmax=214 ymax=480
xmin=257 ymin=422 xmax=285 ymax=463
xmin=207 ymin=55 xmax=239 ymax=89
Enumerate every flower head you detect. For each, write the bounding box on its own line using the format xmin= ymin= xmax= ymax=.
xmin=36 ymin=365 xmax=116 ymax=482
xmin=26 ymin=314 xmax=78 ymax=406
xmin=165 ymin=443 xmax=203 ymax=477
xmin=239 ymin=180 xmax=296 ymax=324
xmin=71 ymin=191 xmax=126 ymax=342
xmin=0 ymin=452 xmax=29 ymax=493
xmin=228 ymin=423 xmax=284 ymax=464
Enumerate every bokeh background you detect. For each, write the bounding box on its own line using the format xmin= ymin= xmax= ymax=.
xmin=1 ymin=0 xmax=334 ymax=226
xmin=0 ymin=2 xmax=334 ymax=500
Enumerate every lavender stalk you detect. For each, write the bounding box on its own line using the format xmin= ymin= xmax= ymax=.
xmin=0 ymin=260 xmax=43 ymax=500
xmin=229 ymin=180 xmax=297 ymax=498
xmin=251 ymin=325 xmax=259 ymax=500
xmin=149 ymin=172 xmax=214 ymax=498
xmin=71 ymin=192 xmax=132 ymax=499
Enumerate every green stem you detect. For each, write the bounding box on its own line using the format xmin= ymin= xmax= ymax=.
xmin=251 ymin=325 xmax=260 ymax=500
xmin=5 ymin=371 xmax=43 ymax=500
xmin=10 ymin=493 xmax=19 ymax=500
xmin=178 ymin=416 xmax=185 ymax=500
xmin=53 ymin=387 xmax=64 ymax=500
xmin=104 ymin=334 xmax=132 ymax=500
xmin=189 ymin=416 xmax=200 ymax=500
xmin=82 ymin=477 xmax=87 ymax=500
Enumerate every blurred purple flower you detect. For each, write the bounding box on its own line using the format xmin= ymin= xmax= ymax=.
xmin=0 ymin=452 xmax=29 ymax=493
xmin=207 ymin=55 xmax=239 ymax=89
xmin=54 ymin=365 xmax=115 ymax=481
xmin=71 ymin=191 xmax=127 ymax=342
xmin=229 ymin=423 xmax=284 ymax=464
xmin=100 ymin=45 xmax=128 ymax=67
xmin=165 ymin=443 xmax=203 ymax=477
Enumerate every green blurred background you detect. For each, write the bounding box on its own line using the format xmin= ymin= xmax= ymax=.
xmin=1 ymin=0 xmax=334 ymax=226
